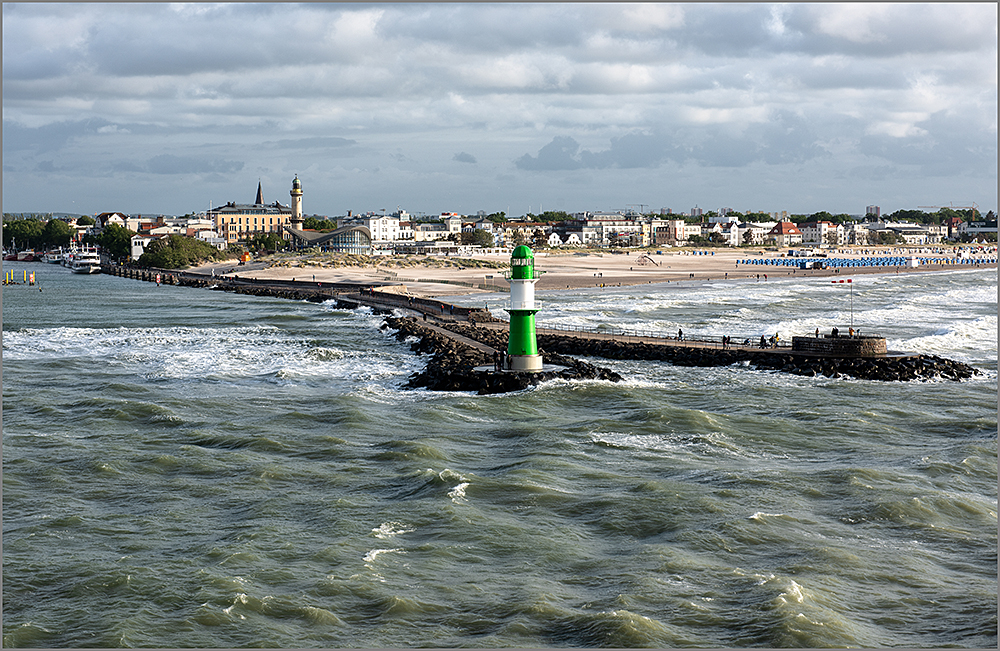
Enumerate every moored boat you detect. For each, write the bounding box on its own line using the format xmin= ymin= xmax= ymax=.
xmin=43 ymin=249 xmax=67 ymax=264
xmin=69 ymin=248 xmax=102 ymax=274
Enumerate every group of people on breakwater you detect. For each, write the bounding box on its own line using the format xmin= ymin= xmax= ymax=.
xmin=491 ymin=351 xmax=512 ymax=371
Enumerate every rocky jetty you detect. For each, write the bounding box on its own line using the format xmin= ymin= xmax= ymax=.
xmin=438 ymin=323 xmax=979 ymax=383
xmin=108 ymin=264 xmax=979 ymax=384
xmin=381 ymin=316 xmax=623 ymax=394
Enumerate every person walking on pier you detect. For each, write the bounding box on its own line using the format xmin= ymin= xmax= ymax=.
xmin=678 ymin=328 xmax=683 ymax=341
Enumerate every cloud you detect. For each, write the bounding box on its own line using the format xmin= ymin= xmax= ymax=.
xmin=2 ymin=118 xmax=111 ymax=153
xmin=858 ymin=109 xmax=998 ymax=178
xmin=516 ymin=114 xmax=826 ymax=172
xmin=515 ymin=136 xmax=584 ymax=171
xmin=145 ymin=154 xmax=243 ymax=175
xmin=1 ymin=3 xmax=995 ymax=215
xmin=269 ymin=136 xmax=358 ymax=150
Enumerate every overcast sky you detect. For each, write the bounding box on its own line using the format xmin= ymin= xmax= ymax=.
xmin=3 ymin=3 xmax=996 ymax=218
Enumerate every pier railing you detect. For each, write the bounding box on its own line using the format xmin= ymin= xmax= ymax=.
xmin=534 ymin=322 xmax=882 ymax=351
xmin=534 ymin=322 xmax=789 ymax=350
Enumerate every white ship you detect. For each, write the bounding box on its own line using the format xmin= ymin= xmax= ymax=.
xmin=68 ymin=248 xmax=102 ymax=274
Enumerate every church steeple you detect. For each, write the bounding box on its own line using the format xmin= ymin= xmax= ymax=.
xmin=255 ymin=180 xmax=264 ymax=205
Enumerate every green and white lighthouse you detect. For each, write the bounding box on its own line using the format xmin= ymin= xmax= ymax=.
xmin=505 ymin=245 xmax=543 ymax=371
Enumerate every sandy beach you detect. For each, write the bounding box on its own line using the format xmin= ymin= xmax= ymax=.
xmin=192 ymin=247 xmax=997 ymax=298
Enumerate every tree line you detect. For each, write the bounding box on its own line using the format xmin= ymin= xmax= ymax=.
xmin=2 ymin=214 xmax=95 ymax=250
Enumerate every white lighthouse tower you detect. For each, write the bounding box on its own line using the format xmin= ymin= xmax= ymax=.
xmin=289 ymin=175 xmax=303 ymax=228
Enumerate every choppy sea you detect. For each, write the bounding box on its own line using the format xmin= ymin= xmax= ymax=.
xmin=2 ymin=261 xmax=996 ymax=648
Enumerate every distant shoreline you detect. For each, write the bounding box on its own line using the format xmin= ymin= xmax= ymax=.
xmin=189 ymin=247 xmax=998 ymax=298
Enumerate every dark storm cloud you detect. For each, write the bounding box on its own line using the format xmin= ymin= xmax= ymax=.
xmin=858 ymin=110 xmax=998 ymax=178
xmin=585 ymin=132 xmax=680 ymax=169
xmin=2 ymin=118 xmax=112 ymax=153
xmin=110 ymin=161 xmax=146 ymax=174
xmin=145 ymin=155 xmax=244 ymax=175
xmin=515 ymin=136 xmax=585 ymax=171
xmin=516 ymin=133 xmax=682 ymax=171
xmin=517 ymin=112 xmax=827 ymax=171
xmin=749 ymin=111 xmax=827 ymax=166
xmin=453 ymin=152 xmax=477 ymax=164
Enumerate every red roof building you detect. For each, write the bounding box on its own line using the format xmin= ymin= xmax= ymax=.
xmin=768 ymin=221 xmax=803 ymax=247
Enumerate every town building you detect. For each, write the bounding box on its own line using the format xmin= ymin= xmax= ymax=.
xmin=767 ymin=221 xmax=803 ymax=247
xmin=282 ymin=177 xmax=372 ymax=254
xmin=799 ymin=221 xmax=846 ymax=246
xmin=130 ymin=235 xmax=157 ymax=261
xmin=651 ymin=219 xmax=687 ymax=246
xmin=208 ymin=180 xmax=293 ymax=245
xmin=943 ymin=216 xmax=964 ymax=239
xmin=961 ymin=217 xmax=998 ymax=240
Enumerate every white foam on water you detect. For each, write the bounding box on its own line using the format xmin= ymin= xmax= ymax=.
xmin=363 ymin=548 xmax=404 ymax=563
xmin=448 ymin=482 xmax=470 ymax=502
xmin=589 ymin=429 xmax=765 ymax=462
xmin=891 ymin=315 xmax=998 ymax=359
xmin=371 ymin=522 xmax=414 ymax=539
xmin=749 ymin=511 xmax=789 ymax=521
xmin=3 ymin=322 xmax=425 ymax=387
xmin=779 ymin=580 xmax=806 ymax=605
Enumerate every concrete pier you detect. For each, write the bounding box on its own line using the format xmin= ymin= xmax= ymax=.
xmin=105 ymin=264 xmax=980 ymax=386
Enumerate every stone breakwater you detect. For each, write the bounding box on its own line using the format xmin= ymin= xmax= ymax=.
xmin=381 ymin=317 xmax=623 ymax=394
xmin=437 ymin=323 xmax=979 ymax=383
xmin=106 ymin=265 xmax=979 ymax=384
xmin=104 ymin=265 xmax=357 ymax=303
